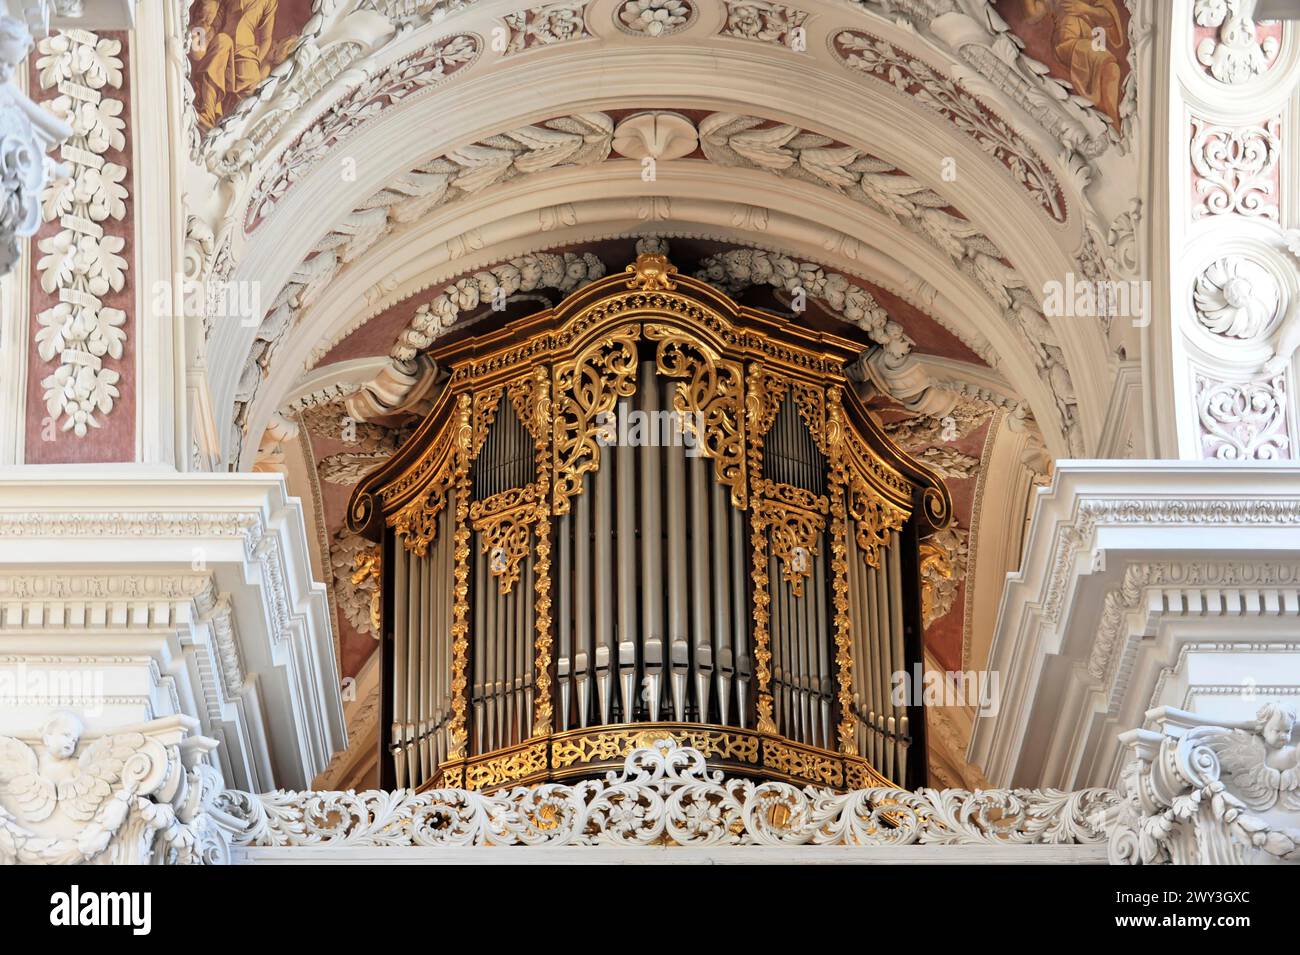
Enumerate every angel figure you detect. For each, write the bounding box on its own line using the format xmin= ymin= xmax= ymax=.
xmin=1019 ymin=0 xmax=1126 ymax=127
xmin=189 ymin=0 xmax=299 ymax=129
xmin=0 ymin=710 xmax=148 ymax=825
xmin=1205 ymin=702 xmax=1300 ymax=813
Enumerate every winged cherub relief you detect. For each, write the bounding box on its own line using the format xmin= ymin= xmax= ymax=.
xmin=0 ymin=710 xmax=150 ymax=826
xmin=1203 ymin=702 xmax=1300 ymax=813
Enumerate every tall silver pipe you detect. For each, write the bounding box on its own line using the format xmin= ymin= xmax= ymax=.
xmin=472 ymin=537 xmax=487 ymax=755
xmin=639 ymin=364 xmax=663 ymax=721
xmin=874 ymin=551 xmax=894 ymax=782
xmin=406 ymin=552 xmax=422 ymax=787
xmin=887 ymin=540 xmax=908 ymax=782
xmin=770 ymin=551 xmax=787 ymax=736
xmin=523 ymin=553 xmax=535 ymax=739
xmin=418 ymin=551 xmax=431 ymax=782
xmin=482 ymin=535 xmax=498 ymax=751
xmin=615 ymin=397 xmax=637 ymax=722
xmin=557 ymin=513 xmax=572 ymax=731
xmin=711 ymin=480 xmax=733 ymax=726
xmin=864 ymin=560 xmax=881 ymax=769
xmin=497 ymin=575 xmax=510 ymax=750
xmin=392 ymin=539 xmax=409 ymax=788
xmin=665 ymin=380 xmax=689 ymax=721
xmin=732 ymin=509 xmax=750 ymax=728
xmin=574 ymin=472 xmax=592 ymax=728
xmin=594 ymin=446 xmax=614 ymax=726
xmin=503 ymin=578 xmax=515 ymax=748
xmin=689 ymin=452 xmax=713 ymax=724
xmin=814 ymin=542 xmax=831 ymax=749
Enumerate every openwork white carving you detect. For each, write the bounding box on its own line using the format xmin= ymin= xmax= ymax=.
xmin=213 ymin=739 xmax=1115 ymax=848
xmin=1196 ymin=373 xmax=1290 ymax=461
xmin=616 ymin=0 xmax=693 ymax=37
xmin=0 ymin=711 xmax=228 ymax=865
xmin=1192 ymin=256 xmax=1279 ymax=339
xmin=1191 ymin=117 xmax=1280 ymax=220
xmin=32 ymin=29 xmax=128 ymax=436
xmin=1194 ymin=0 xmax=1279 ymax=84
xmin=1107 ymin=704 xmax=1300 ymax=864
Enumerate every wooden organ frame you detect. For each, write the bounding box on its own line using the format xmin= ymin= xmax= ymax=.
xmin=349 ymin=254 xmax=951 ymax=792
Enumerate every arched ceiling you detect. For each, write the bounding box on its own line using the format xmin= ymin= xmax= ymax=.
xmin=182 ymin=0 xmax=1150 ymax=476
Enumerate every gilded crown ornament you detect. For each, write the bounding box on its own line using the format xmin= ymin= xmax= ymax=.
xmin=625 ymin=252 xmax=678 ymax=291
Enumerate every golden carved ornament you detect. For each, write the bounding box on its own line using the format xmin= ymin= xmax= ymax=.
xmin=847 ymin=479 xmax=909 ymax=569
xmin=826 ymin=387 xmax=857 ymax=756
xmin=445 ymin=393 xmax=474 ymax=760
xmin=552 ymin=323 xmax=640 ymax=513
xmin=469 ymin=485 xmax=541 ymax=595
xmin=350 ymin=546 xmax=382 ymax=634
xmin=753 ymin=489 xmax=827 ymax=598
xmin=528 ymin=367 xmax=556 ymax=737
xmin=647 ymin=323 xmax=748 ymax=509
xmin=625 ymin=252 xmax=678 ymax=291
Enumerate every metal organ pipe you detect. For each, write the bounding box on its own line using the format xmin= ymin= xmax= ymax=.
xmin=574 ymin=472 xmax=592 ymax=728
xmin=664 ymin=378 xmax=689 ymax=723
xmin=594 ymin=440 xmax=614 ymax=726
xmin=639 ymin=362 xmax=663 ymax=722
xmin=689 ymin=451 xmax=713 ymax=723
xmin=888 ymin=540 xmax=908 ymax=781
xmin=710 ymin=481 xmax=733 ymax=726
xmin=616 ymin=397 xmax=637 ymax=723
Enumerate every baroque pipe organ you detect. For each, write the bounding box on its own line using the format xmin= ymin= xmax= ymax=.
xmin=349 ymin=255 xmax=950 ymax=793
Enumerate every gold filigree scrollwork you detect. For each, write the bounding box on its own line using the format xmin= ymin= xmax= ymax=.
xmin=469 ymin=485 xmax=540 ymax=595
xmin=388 ymin=424 xmax=456 ymax=557
xmin=792 ymin=381 xmax=827 ymax=454
xmin=625 ymin=252 xmax=678 ymax=291
xmin=446 ymin=392 xmax=473 ymax=761
xmin=826 ymin=388 xmax=857 ymax=756
xmin=508 ymin=373 xmax=545 ymax=441
xmin=753 ymin=481 xmax=827 ymax=598
xmin=351 ymin=546 xmax=382 ymax=634
xmin=472 ymin=385 xmax=507 ymax=459
xmin=529 ymin=367 xmax=555 ymax=737
xmin=552 ymin=323 xmax=640 ymax=513
xmin=647 ymin=323 xmax=748 ymax=509
xmin=847 ymin=478 xmax=909 ymax=569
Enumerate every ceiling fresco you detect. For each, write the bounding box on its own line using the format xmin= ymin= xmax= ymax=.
xmin=993 ymin=0 xmax=1132 ymax=130
xmin=188 ymin=0 xmax=315 ymax=130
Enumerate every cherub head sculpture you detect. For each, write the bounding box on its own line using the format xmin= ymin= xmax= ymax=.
xmin=1256 ymin=702 xmax=1297 ymax=750
xmin=40 ymin=710 xmax=85 ymax=760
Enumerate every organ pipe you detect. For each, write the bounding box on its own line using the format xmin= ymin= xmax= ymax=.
xmin=352 ymin=253 xmax=948 ymax=793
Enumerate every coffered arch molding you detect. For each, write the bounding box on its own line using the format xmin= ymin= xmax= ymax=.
xmin=211 ymin=46 xmax=1108 ymax=465
xmin=239 ymin=169 xmax=1074 ymax=471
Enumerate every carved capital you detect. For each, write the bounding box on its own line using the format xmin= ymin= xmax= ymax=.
xmin=0 ymin=710 xmax=230 ymax=864
xmin=1106 ymin=704 xmax=1300 ymax=864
